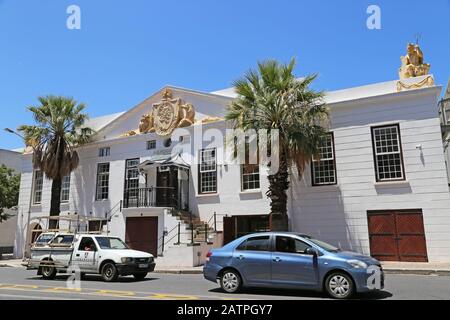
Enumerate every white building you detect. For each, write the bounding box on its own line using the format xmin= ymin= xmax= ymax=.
xmin=0 ymin=149 xmax=22 ymax=255
xmin=14 ymin=74 xmax=450 ymax=265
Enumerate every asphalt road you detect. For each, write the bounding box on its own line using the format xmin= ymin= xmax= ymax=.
xmin=0 ymin=267 xmax=450 ymax=300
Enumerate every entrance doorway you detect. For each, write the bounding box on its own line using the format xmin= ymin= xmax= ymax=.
xmin=155 ymin=166 xmax=178 ymax=207
xmin=223 ymin=215 xmax=270 ymax=245
xmin=367 ymin=209 xmax=428 ymax=262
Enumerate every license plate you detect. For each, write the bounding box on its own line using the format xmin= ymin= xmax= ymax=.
xmin=139 ymin=264 xmax=148 ymax=268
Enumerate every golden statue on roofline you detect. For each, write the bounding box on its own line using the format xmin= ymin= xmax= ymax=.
xmin=399 ymin=43 xmax=431 ymax=79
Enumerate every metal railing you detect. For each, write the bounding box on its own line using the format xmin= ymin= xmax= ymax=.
xmin=123 ymin=187 xmax=188 ymax=211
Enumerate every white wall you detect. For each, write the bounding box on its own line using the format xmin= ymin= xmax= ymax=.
xmin=289 ymin=89 xmax=450 ymax=262
xmin=0 ymin=149 xmax=22 ymax=172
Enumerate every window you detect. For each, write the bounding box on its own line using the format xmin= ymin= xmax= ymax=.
xmin=51 ymin=235 xmax=74 ymax=245
xmin=33 ymin=170 xmax=44 ymax=205
xmin=179 ymin=135 xmax=191 ymax=144
xmin=312 ymin=133 xmax=337 ymax=186
xmin=199 ymin=148 xmax=217 ymax=194
xmin=98 ymin=147 xmax=110 ymax=157
xmin=241 ymin=137 xmax=260 ymax=191
xmin=163 ymin=138 xmax=172 ymax=148
xmin=147 ymin=140 xmax=156 ymax=150
xmin=34 ymin=233 xmax=54 ymax=246
xmin=124 ymin=159 xmax=140 ymax=200
xmin=275 ymin=236 xmax=311 ymax=254
xmin=371 ymin=124 xmax=405 ymax=181
xmin=96 ymin=163 xmax=110 ymax=200
xmin=61 ymin=175 xmax=71 ymax=203
xmin=242 ymin=165 xmax=260 ymax=190
xmin=78 ymin=237 xmax=97 ymax=251
xmin=96 ymin=237 xmax=129 ymax=250
xmin=236 ymin=236 xmax=270 ymax=252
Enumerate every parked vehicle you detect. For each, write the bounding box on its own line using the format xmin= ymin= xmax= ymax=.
xmin=27 ymin=233 xmax=156 ymax=282
xmin=203 ymin=232 xmax=384 ymax=299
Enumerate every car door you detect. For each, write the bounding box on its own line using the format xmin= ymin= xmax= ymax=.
xmin=271 ymin=235 xmax=318 ymax=288
xmin=73 ymin=237 xmax=98 ymax=272
xmin=231 ymin=235 xmax=272 ymax=286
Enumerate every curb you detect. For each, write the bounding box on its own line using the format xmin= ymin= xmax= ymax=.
xmin=383 ymin=269 xmax=450 ymax=276
xmin=153 ymin=270 xmax=203 ymax=275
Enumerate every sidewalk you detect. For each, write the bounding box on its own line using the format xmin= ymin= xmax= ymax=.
xmin=381 ymin=261 xmax=450 ymax=276
xmin=2 ymin=259 xmax=450 ymax=276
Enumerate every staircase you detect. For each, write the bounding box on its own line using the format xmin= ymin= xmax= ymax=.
xmin=167 ymin=210 xmax=218 ymax=244
xmin=154 ymin=209 xmax=223 ymax=268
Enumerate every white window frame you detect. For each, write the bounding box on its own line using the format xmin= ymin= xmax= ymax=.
xmin=60 ymin=175 xmax=71 ymax=203
xmin=33 ymin=170 xmax=44 ymax=205
xmin=372 ymin=124 xmax=405 ymax=182
xmin=147 ymin=140 xmax=156 ymax=150
xmin=98 ymin=147 xmax=111 ymax=157
xmin=241 ymin=164 xmax=260 ymax=191
xmin=199 ymin=148 xmax=217 ymax=194
xmin=241 ymin=136 xmax=260 ymax=191
xmin=96 ymin=163 xmax=110 ymax=200
xmin=312 ymin=133 xmax=337 ymax=186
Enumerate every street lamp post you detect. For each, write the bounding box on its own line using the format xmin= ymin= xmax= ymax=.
xmin=4 ymin=128 xmax=32 ymax=260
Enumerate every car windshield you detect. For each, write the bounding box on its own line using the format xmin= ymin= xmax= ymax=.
xmin=302 ymin=235 xmax=341 ymax=253
xmin=95 ymin=237 xmax=129 ymax=250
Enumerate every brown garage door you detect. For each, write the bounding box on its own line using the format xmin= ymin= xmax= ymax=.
xmin=125 ymin=217 xmax=158 ymax=256
xmin=367 ymin=210 xmax=428 ymax=262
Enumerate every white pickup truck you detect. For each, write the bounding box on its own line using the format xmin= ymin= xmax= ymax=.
xmin=27 ymin=233 xmax=156 ymax=282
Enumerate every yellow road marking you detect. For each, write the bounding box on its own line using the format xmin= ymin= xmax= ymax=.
xmin=0 ymin=284 xmax=39 ymax=290
xmin=149 ymin=293 xmax=198 ymax=300
xmin=0 ymin=283 xmax=246 ymax=300
xmin=96 ymin=289 xmax=135 ymax=296
xmin=44 ymin=287 xmax=82 ymax=293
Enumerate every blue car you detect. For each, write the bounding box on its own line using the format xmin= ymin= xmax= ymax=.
xmin=203 ymin=232 xmax=384 ymax=299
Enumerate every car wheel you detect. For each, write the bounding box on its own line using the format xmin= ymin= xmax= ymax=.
xmin=133 ymin=273 xmax=148 ymax=281
xmin=325 ymin=272 xmax=355 ymax=299
xmin=220 ymin=270 xmax=242 ymax=293
xmin=101 ymin=262 xmax=119 ymax=282
xmin=41 ymin=264 xmax=57 ymax=280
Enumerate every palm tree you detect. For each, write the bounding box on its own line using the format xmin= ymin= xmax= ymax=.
xmin=18 ymin=96 xmax=94 ymax=227
xmin=226 ymin=58 xmax=330 ymax=231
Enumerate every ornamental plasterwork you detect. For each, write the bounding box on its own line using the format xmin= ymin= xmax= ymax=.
xmin=135 ymin=88 xmax=196 ymax=137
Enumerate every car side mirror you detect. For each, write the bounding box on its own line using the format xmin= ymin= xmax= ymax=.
xmin=306 ymin=248 xmax=319 ymax=256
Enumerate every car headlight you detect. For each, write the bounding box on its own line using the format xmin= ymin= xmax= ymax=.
xmin=121 ymin=257 xmax=133 ymax=264
xmin=347 ymin=259 xmax=368 ymax=269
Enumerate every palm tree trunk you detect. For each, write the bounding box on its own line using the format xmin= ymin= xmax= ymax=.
xmin=49 ymin=178 xmax=62 ymax=229
xmin=267 ymin=149 xmax=289 ymax=231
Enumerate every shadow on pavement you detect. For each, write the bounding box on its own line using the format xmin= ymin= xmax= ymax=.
xmin=209 ymin=287 xmax=393 ymax=300
xmin=26 ymin=274 xmax=159 ymax=283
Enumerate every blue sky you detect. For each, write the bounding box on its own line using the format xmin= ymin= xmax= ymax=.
xmin=1 ymin=0 xmax=449 ymax=149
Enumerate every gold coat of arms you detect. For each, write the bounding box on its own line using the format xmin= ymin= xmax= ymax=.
xmin=136 ymin=88 xmax=196 ymax=137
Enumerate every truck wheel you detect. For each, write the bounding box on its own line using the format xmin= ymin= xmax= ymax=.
xmin=41 ymin=264 xmax=57 ymax=280
xmin=133 ymin=273 xmax=148 ymax=281
xmin=101 ymin=262 xmax=119 ymax=282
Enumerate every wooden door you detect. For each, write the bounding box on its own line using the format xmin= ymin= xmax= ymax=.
xmin=368 ymin=210 xmax=428 ymax=262
xmin=125 ymin=217 xmax=158 ymax=256
xmin=223 ymin=216 xmax=236 ymax=245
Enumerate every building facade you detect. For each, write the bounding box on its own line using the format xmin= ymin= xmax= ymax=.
xmin=14 ymin=74 xmax=450 ymax=265
xmin=0 ymin=149 xmax=22 ymax=255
